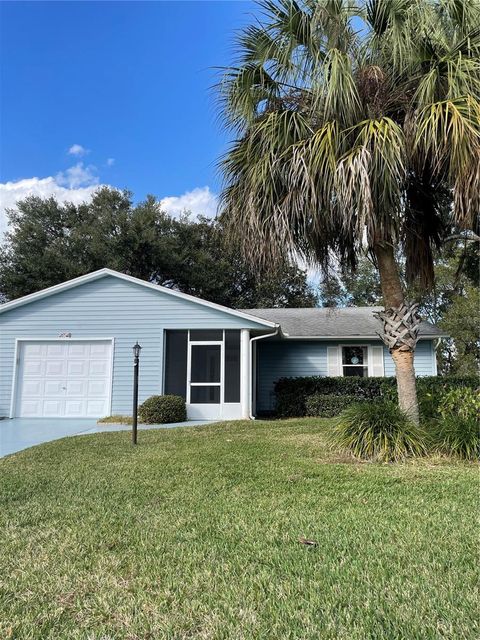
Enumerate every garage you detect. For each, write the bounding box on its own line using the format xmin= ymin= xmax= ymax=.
xmin=13 ymin=339 xmax=113 ymax=418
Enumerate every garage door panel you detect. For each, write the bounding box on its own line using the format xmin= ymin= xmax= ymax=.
xmin=23 ymin=343 xmax=46 ymax=357
xmin=20 ymin=400 xmax=42 ymax=416
xmin=89 ymin=360 xmax=109 ymax=376
xmin=68 ymin=343 xmax=90 ymax=357
xmin=88 ymin=380 xmax=108 ymax=396
xmin=90 ymin=343 xmax=110 ymax=356
xmin=45 ymin=360 xmax=66 ymax=376
xmin=86 ymin=400 xmax=107 ymax=416
xmin=46 ymin=344 xmax=65 ymax=357
xmin=44 ymin=380 xmax=65 ymax=395
xmin=22 ymin=380 xmax=44 ymax=396
xmin=16 ymin=340 xmax=112 ymax=418
xmin=67 ymin=360 xmax=88 ymax=376
xmin=65 ymin=400 xmax=85 ymax=417
xmin=23 ymin=360 xmax=45 ymax=376
xmin=65 ymin=380 xmax=86 ymax=395
xmin=43 ymin=400 xmax=64 ymax=415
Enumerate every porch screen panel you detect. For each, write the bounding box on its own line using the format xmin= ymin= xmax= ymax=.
xmin=191 ymin=345 xmax=221 ymax=382
xmin=224 ymin=330 xmax=240 ymax=402
xmin=164 ymin=330 xmax=188 ymax=399
xmin=190 ymin=329 xmax=223 ymax=341
xmin=191 ymin=386 xmax=221 ymax=403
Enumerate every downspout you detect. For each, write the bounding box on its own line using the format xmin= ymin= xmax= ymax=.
xmin=433 ymin=337 xmax=442 ymax=376
xmin=249 ymin=327 xmax=279 ymax=420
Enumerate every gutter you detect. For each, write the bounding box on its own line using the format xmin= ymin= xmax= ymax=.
xmin=249 ymin=327 xmax=279 ymax=420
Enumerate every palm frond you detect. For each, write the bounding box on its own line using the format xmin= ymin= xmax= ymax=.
xmin=218 ymin=0 xmax=480 ymax=293
xmin=413 ymin=97 xmax=480 ymax=227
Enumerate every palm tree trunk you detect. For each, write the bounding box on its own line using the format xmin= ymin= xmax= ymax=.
xmin=374 ymin=242 xmax=420 ymax=425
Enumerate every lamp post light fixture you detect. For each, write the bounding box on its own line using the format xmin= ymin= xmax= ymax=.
xmin=132 ymin=342 xmax=142 ymax=445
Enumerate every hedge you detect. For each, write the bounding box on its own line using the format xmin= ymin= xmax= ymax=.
xmin=274 ymin=376 xmax=478 ymax=418
xmin=305 ymin=394 xmax=367 ymax=418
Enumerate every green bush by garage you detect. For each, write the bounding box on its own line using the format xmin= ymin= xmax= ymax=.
xmin=139 ymin=395 xmax=187 ymax=424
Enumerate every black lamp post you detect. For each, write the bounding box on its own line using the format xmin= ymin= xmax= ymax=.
xmin=132 ymin=342 xmax=142 ymax=445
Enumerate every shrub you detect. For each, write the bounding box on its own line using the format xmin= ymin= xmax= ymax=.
xmin=438 ymin=387 xmax=480 ymax=422
xmin=433 ymin=416 xmax=479 ymax=461
xmin=139 ymin=395 xmax=187 ymax=424
xmin=329 ymin=400 xmax=427 ymax=462
xmin=274 ymin=375 xmax=478 ymax=418
xmin=417 ymin=377 xmax=479 ymax=420
xmin=432 ymin=388 xmax=480 ymax=460
xmin=305 ymin=394 xmax=366 ymax=418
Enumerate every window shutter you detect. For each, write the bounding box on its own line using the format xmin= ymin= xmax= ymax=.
xmin=370 ymin=346 xmax=385 ymax=377
xmin=327 ymin=346 xmax=341 ymax=377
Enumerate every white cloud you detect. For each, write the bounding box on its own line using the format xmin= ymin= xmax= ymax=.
xmin=160 ymin=186 xmax=218 ymax=219
xmin=106 ymin=158 xmax=115 ymax=166
xmin=56 ymin=162 xmax=99 ymax=189
xmin=0 ymin=164 xmax=102 ymax=236
xmin=68 ymin=143 xmax=89 ymax=156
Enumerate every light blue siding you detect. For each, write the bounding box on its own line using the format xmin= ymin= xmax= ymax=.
xmin=0 ymin=276 xmax=269 ymax=417
xmin=256 ymin=339 xmax=437 ymax=412
xmin=383 ymin=340 xmax=435 ymax=377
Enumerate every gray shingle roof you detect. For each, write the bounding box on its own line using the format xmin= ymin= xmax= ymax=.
xmin=241 ymin=307 xmax=445 ymax=338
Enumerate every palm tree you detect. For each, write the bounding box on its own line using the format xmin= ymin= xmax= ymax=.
xmin=219 ymin=0 xmax=480 ymax=423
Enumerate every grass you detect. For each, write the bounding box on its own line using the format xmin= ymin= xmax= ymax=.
xmin=0 ymin=418 xmax=478 ymax=639
xmin=97 ymin=414 xmax=135 ymax=425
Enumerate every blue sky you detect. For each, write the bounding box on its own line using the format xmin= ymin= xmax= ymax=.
xmin=0 ymin=0 xmax=256 ymax=230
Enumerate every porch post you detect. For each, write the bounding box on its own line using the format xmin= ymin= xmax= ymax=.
xmin=240 ymin=329 xmax=250 ymax=419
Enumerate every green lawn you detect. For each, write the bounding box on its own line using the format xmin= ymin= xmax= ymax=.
xmin=0 ymin=419 xmax=477 ymax=640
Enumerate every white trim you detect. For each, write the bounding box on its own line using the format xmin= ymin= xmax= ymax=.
xmin=160 ymin=329 xmax=166 ymax=395
xmin=0 ymin=268 xmax=277 ymax=328
xmin=10 ymin=337 xmax=115 ymax=419
xmin=9 ymin=339 xmax=20 ymax=419
xmin=432 ymin=339 xmax=439 ymax=376
xmin=240 ymin=329 xmax=250 ymax=419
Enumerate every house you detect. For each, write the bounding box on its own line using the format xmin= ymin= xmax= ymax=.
xmin=0 ymin=269 xmax=444 ymax=421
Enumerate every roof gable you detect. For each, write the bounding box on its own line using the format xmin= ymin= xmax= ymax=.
xmin=0 ymin=269 xmax=277 ymax=328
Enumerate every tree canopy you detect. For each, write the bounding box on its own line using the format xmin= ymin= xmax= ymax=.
xmin=0 ymin=187 xmax=317 ymax=309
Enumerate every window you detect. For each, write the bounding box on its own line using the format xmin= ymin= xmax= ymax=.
xmin=191 ymin=345 xmax=221 ymax=383
xmin=342 ymin=346 xmax=368 ymax=377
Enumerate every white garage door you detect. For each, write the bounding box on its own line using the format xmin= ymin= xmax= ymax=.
xmin=15 ymin=340 xmax=113 ymax=418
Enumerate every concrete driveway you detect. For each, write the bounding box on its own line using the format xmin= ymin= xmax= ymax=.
xmin=0 ymin=418 xmax=211 ymax=457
